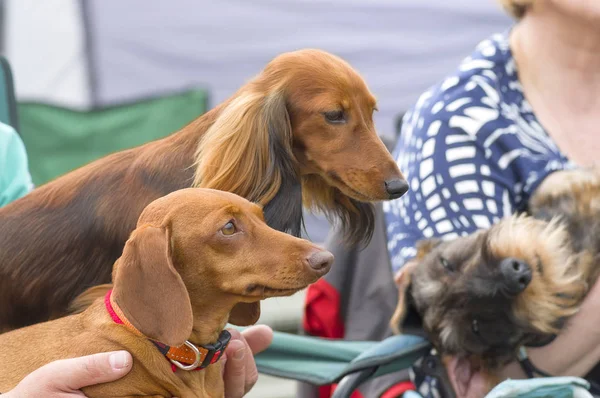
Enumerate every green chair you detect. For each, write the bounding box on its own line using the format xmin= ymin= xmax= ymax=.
xmin=251 ymin=331 xmax=596 ymax=398
xmin=254 ymin=331 xmax=429 ymax=388
xmin=18 ymin=89 xmax=209 ymax=186
xmin=237 ymin=328 xmax=429 ymax=398
xmin=0 ymin=55 xmax=20 ymax=131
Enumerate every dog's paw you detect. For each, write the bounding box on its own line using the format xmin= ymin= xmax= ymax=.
xmin=529 ymin=167 xmax=600 ymax=219
xmin=535 ymin=167 xmax=600 ymax=199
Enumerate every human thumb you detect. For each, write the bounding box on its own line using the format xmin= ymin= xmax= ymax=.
xmin=32 ymin=351 xmax=132 ymax=391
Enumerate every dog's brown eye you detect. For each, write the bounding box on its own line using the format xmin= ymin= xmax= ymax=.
xmin=323 ymin=110 xmax=346 ymax=124
xmin=440 ymin=256 xmax=453 ymax=272
xmin=472 ymin=319 xmax=480 ymax=335
xmin=221 ymin=221 xmax=236 ymax=236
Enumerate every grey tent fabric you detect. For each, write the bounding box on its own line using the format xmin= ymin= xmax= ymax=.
xmin=298 ymin=203 xmax=408 ymax=397
xmin=82 ymin=0 xmax=511 ymax=142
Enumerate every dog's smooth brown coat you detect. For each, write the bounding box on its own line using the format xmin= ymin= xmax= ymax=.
xmin=0 ymin=49 xmax=406 ymax=332
xmin=0 ymin=188 xmax=333 ymax=397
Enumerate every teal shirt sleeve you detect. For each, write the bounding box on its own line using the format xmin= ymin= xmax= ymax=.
xmin=0 ymin=122 xmax=34 ymax=207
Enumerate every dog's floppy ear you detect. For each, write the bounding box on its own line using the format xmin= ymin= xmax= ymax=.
xmin=261 ymin=91 xmax=304 ymax=237
xmin=194 ymin=89 xmax=302 ymax=237
xmin=390 ymin=260 xmax=418 ymax=335
xmin=112 ymin=225 xmax=193 ymax=347
xmin=389 ymin=238 xmax=442 ymax=335
xmin=228 ymin=302 xmax=261 ymax=326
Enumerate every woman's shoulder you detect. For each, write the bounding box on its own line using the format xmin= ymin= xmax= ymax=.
xmin=0 ymin=122 xmax=34 ymax=206
xmin=403 ymin=32 xmax=519 ymax=140
xmin=0 ymin=122 xmax=29 ymax=162
xmin=0 ymin=122 xmax=23 ymax=154
xmin=0 ymin=121 xmax=18 ymax=138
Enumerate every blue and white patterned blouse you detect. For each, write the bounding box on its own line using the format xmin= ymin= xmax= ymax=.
xmin=383 ymin=32 xmax=575 ymax=274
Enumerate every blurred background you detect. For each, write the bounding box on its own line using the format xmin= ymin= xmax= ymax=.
xmin=0 ymin=1 xmax=511 ymax=396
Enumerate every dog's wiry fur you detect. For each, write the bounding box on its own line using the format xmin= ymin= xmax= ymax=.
xmin=391 ymin=167 xmax=600 ymax=393
xmin=487 ymin=215 xmax=584 ymax=337
xmin=0 ymin=49 xmax=405 ymax=332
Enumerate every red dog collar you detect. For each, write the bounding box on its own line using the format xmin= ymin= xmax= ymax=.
xmin=104 ymin=289 xmax=230 ymax=372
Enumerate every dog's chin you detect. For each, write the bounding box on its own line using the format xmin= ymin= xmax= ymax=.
xmin=336 ymin=184 xmax=380 ymax=202
xmin=324 ymin=172 xmax=384 ymax=202
xmin=523 ymin=331 xmax=557 ymax=347
xmin=243 ymin=284 xmax=306 ymax=298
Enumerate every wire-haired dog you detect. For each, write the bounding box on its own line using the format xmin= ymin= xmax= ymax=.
xmin=391 ymin=167 xmax=600 ymax=396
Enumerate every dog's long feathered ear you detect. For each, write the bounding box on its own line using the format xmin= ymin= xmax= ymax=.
xmin=261 ymin=92 xmax=304 ymax=237
xmin=112 ymin=225 xmax=193 ymax=347
xmin=389 ymin=238 xmax=441 ymax=334
xmin=193 ymin=90 xmax=303 ymax=238
xmin=390 ymin=260 xmax=418 ymax=335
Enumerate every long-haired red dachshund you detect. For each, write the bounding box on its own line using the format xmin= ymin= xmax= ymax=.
xmin=0 ymin=49 xmax=406 ymax=332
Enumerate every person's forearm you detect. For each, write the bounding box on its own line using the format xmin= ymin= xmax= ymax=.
xmin=500 ymin=277 xmax=600 ymax=379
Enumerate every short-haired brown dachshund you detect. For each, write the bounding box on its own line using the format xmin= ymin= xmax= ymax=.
xmin=0 ymin=49 xmax=406 ymax=333
xmin=0 ymin=188 xmax=334 ymax=397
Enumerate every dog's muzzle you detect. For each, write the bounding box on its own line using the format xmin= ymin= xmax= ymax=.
xmin=499 ymin=258 xmax=532 ymax=295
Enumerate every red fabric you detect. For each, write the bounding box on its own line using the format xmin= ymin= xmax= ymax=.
xmin=317 ymin=380 xmax=414 ymax=398
xmin=380 ymin=381 xmax=416 ymax=398
xmin=303 ymin=279 xmax=346 ymax=398
xmin=303 ymin=278 xmax=344 ymax=339
xmin=318 ymin=385 xmax=333 ymax=398
xmin=320 ymin=384 xmax=363 ymax=398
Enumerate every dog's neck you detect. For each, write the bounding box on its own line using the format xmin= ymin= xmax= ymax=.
xmin=188 ymin=300 xmax=242 ymax=346
xmin=189 ymin=312 xmax=231 ymax=347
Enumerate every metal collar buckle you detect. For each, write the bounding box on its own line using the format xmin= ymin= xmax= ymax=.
xmin=169 ymin=341 xmax=202 ymax=371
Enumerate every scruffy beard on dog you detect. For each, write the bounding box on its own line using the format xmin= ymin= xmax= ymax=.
xmin=390 ymin=167 xmax=600 ymax=392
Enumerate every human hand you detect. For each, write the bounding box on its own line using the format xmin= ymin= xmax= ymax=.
xmin=3 ymin=350 xmax=132 ymax=397
xmin=4 ymin=326 xmax=273 ymax=398
xmin=222 ymin=324 xmax=274 ymax=398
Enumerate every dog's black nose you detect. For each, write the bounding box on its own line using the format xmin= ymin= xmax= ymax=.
xmin=307 ymin=250 xmax=334 ymax=271
xmin=499 ymin=258 xmax=532 ymax=295
xmin=385 ymin=179 xmax=409 ymax=199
